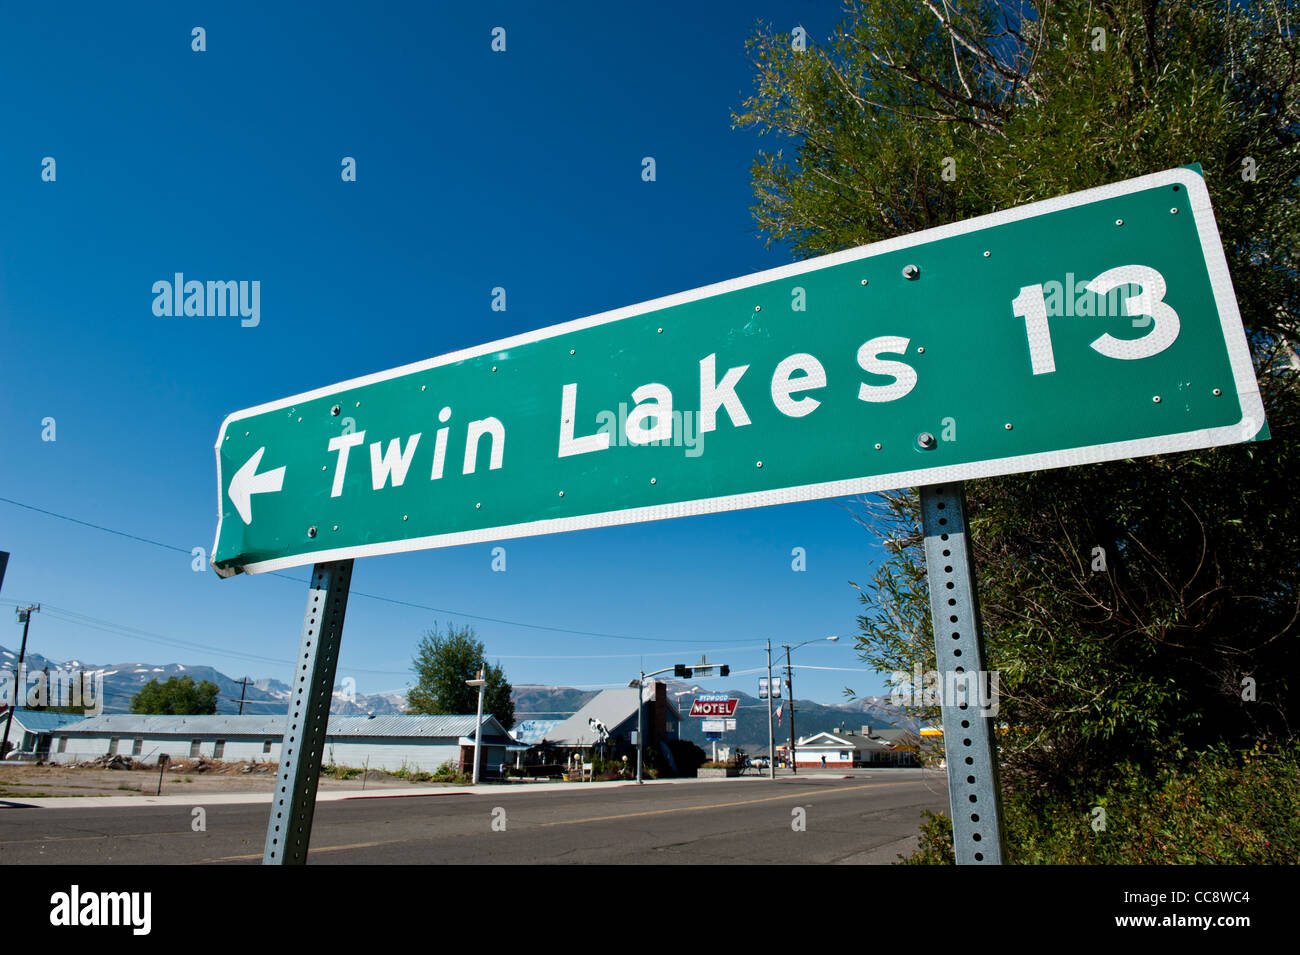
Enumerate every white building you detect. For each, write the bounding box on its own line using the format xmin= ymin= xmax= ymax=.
xmin=48 ymin=713 xmax=516 ymax=774
xmin=1 ymin=709 xmax=90 ymax=759
xmin=781 ymin=725 xmax=917 ymax=768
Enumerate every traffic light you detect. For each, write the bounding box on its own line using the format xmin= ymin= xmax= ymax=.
xmin=720 ymin=665 xmax=730 ymax=677
xmin=674 ymin=664 xmax=693 ymax=678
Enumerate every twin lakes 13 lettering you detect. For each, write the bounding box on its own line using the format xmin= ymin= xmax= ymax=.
xmin=238 ymin=264 xmax=1181 ymax=524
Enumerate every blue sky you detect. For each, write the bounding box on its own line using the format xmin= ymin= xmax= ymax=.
xmin=0 ymin=2 xmax=891 ymax=705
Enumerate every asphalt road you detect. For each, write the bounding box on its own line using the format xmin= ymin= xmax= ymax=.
xmin=0 ymin=770 xmax=947 ymax=864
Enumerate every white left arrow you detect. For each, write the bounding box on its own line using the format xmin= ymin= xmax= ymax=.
xmin=228 ymin=447 xmax=287 ymax=525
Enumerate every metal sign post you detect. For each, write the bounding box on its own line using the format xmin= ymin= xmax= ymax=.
xmin=920 ymin=483 xmax=1005 ymax=864
xmin=263 ymin=559 xmax=353 ymax=865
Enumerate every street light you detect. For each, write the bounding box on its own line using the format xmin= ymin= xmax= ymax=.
xmin=781 ymin=636 xmax=839 ymax=774
xmin=466 ymin=669 xmax=487 ymax=785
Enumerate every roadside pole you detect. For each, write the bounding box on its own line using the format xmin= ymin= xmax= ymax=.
xmin=263 ymin=560 xmax=353 ymax=865
xmin=635 ymin=670 xmax=644 ymax=784
xmin=1 ymin=604 xmax=38 ymax=760
xmin=784 ymin=646 xmax=796 ymax=773
xmin=919 ymin=483 xmax=1006 ymax=864
xmin=765 ymin=639 xmax=775 ymax=780
xmin=469 ymin=668 xmax=486 ymax=785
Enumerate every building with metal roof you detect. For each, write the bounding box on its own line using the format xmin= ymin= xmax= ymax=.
xmin=0 ymin=709 xmax=91 ymax=760
xmin=43 ymin=712 xmax=518 ymax=774
xmin=544 ymin=683 xmax=680 ymax=749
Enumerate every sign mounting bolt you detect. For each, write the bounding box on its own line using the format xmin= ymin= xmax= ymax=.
xmin=1170 ymin=207 xmax=1179 ymax=214
xmin=558 ymin=491 xmax=565 ymax=497
xmin=650 ymin=477 xmax=657 ymax=485
xmin=1212 ymin=388 xmax=1222 ymax=396
xmin=1115 ymin=218 xmax=1124 ymax=226
xmin=860 ymin=279 xmax=868 ymax=286
xmin=1005 ymin=423 xmax=1014 ymax=430
xmin=917 ymin=432 xmax=936 ymax=449
xmin=1153 ymin=395 xmax=1162 ymax=403
xmin=307 ymin=526 xmax=317 ymax=539
xmin=756 ymin=460 xmax=764 ymax=468
xmin=875 ymin=443 xmax=882 ymax=450
xmin=330 ymin=405 xmax=340 ymax=416
xmin=983 ymin=251 xmax=991 ymax=258
xmin=903 ymin=264 xmax=920 ymax=280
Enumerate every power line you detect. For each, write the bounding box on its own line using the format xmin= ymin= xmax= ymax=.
xmin=0 ymin=496 xmax=755 ymax=646
xmin=0 ymin=599 xmax=765 ymax=678
xmin=0 ymin=497 xmax=192 ymax=555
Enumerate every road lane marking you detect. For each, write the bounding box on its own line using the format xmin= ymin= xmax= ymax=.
xmin=535 ymin=782 xmax=890 ymax=828
xmin=195 ymin=839 xmax=401 ymax=863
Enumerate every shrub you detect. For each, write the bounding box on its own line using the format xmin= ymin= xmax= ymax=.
xmin=900 ymin=744 xmax=1300 ymax=864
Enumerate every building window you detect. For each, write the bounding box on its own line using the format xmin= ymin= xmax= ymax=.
xmin=263 ymin=740 xmax=272 ymax=754
xmin=190 ymin=739 xmax=201 ymax=758
xmin=213 ymin=739 xmax=225 ymax=758
xmin=132 ymin=738 xmax=143 ymax=756
xmin=58 ymin=737 xmax=67 ymax=753
xmin=108 ymin=737 xmax=119 ymax=755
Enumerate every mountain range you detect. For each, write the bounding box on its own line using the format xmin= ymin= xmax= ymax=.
xmin=1 ymin=647 xmax=914 ymax=751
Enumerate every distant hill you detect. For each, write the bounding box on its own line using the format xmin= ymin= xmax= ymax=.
xmin=514 ymin=680 xmax=915 ymax=753
xmin=1 ymin=649 xmax=908 ymax=748
xmin=0 ymin=646 xmax=405 ymax=717
xmin=667 ymin=683 xmax=915 ymax=752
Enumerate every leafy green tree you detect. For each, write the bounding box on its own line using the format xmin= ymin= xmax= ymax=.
xmin=130 ymin=676 xmax=220 ymax=715
xmin=406 ymin=623 xmax=515 ymax=730
xmin=736 ymin=0 xmax=1300 ymax=813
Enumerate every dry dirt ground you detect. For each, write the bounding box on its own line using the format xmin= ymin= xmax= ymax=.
xmin=0 ymin=760 xmax=454 ymax=798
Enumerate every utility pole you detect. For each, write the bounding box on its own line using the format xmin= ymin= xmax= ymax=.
xmin=636 ymin=669 xmax=645 ymax=784
xmin=1 ymin=604 xmax=39 ymax=761
xmin=785 ymin=645 xmax=796 ymax=774
xmin=766 ymin=639 xmax=775 ymax=780
xmin=234 ymin=676 xmax=253 ymax=715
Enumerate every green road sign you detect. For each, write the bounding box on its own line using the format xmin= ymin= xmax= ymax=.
xmin=212 ymin=167 xmax=1266 ymax=576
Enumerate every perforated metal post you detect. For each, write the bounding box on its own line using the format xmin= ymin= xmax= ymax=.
xmin=919 ymin=483 xmax=1006 ymax=864
xmin=263 ymin=559 xmax=353 ymax=865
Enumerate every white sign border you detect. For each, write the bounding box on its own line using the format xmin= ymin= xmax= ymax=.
xmin=214 ymin=167 xmax=1265 ymax=576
